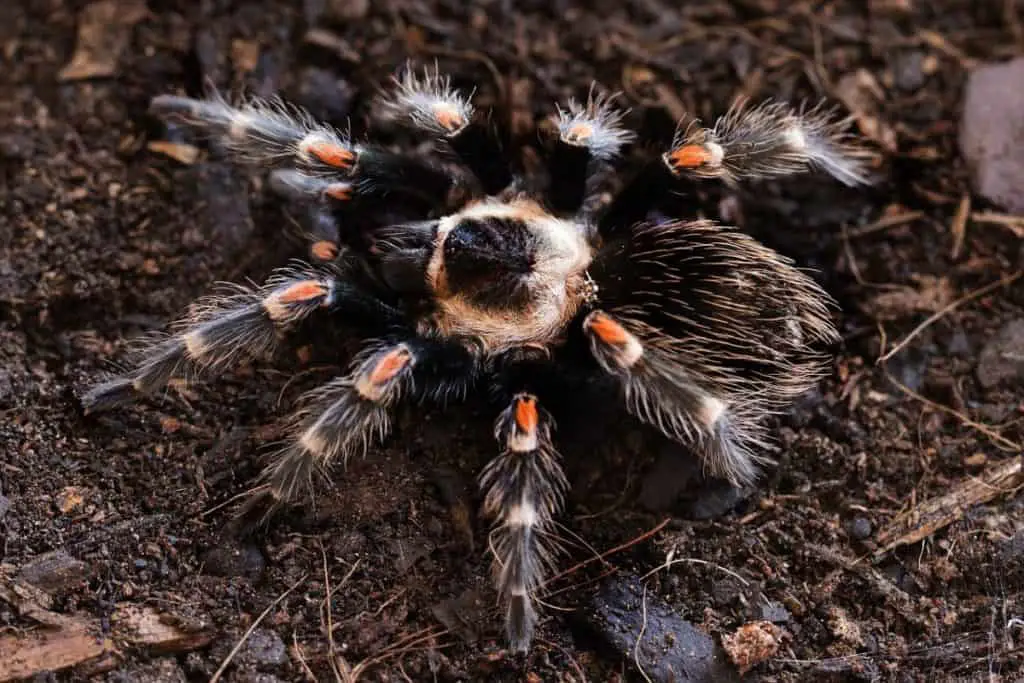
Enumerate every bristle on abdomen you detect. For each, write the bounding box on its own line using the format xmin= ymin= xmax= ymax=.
xmin=479 ymin=394 xmax=568 ymax=651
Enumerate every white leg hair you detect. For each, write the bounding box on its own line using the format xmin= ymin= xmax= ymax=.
xmin=479 ymin=393 xmax=568 ymax=651
xmin=664 ymin=99 xmax=872 ymax=186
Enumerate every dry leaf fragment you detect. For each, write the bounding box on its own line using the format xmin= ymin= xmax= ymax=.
xmin=835 ymin=68 xmax=898 ymax=153
xmin=58 ymin=0 xmax=150 ymax=81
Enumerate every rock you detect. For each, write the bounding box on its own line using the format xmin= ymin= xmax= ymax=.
xmin=575 ymin=574 xmax=741 ymax=683
xmin=847 ymin=516 xmax=873 ymax=541
xmin=976 ymin=319 xmax=1024 ymax=388
xmin=296 ymin=67 xmax=355 ymax=123
xmin=756 ymin=601 xmax=791 ymax=624
xmin=237 ymin=629 xmax=287 ymax=668
xmin=201 ymin=542 xmax=266 ymax=580
xmin=893 ymin=50 xmax=927 ymax=91
xmin=687 ymin=480 xmax=751 ymax=520
xmin=638 ymin=443 xmax=699 ymax=512
xmin=18 ymin=550 xmax=89 ymax=594
xmin=960 ymin=57 xmax=1024 ymax=213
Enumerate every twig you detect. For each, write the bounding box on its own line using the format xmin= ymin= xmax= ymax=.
xmin=291 ymin=633 xmax=318 ymax=682
xmin=536 ymin=638 xmax=589 ymax=683
xmin=210 ymin=574 xmax=308 ymax=683
xmin=886 ymin=374 xmax=1022 ymax=452
xmin=542 ymin=517 xmax=671 ymax=588
xmin=639 ymin=554 xmax=750 ymax=586
xmin=874 ymin=457 xmax=1024 ymax=557
xmin=320 ymin=543 xmax=341 ymax=683
xmin=971 ymin=211 xmax=1024 ymax=238
xmin=878 ymin=270 xmax=1022 ymax=363
xmin=950 ymin=195 xmax=971 ymax=259
xmin=846 ymin=210 xmax=924 ymax=239
xmin=635 ymin=583 xmax=653 ymax=683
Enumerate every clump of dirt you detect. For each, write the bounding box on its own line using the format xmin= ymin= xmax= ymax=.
xmin=1 ymin=1 xmax=1022 ymax=681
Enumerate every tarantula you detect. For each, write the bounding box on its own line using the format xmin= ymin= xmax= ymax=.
xmin=82 ymin=66 xmax=869 ymax=652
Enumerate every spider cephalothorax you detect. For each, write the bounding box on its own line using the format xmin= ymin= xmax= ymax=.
xmin=82 ymin=65 xmax=870 ymax=651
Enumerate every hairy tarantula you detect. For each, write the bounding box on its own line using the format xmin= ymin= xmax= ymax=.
xmin=82 ymin=66 xmax=869 ymax=652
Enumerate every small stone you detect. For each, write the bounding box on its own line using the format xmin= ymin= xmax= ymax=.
xmin=238 ymin=629 xmax=287 ymax=668
xmin=638 ymin=443 xmax=699 ymax=512
xmin=18 ymin=550 xmax=89 ymax=593
xmin=960 ymin=58 xmax=1024 ymax=213
xmin=687 ymin=480 xmax=750 ymax=520
xmin=574 ymin=574 xmax=741 ymax=683
xmin=756 ymin=601 xmax=791 ymax=624
xmin=295 ymin=67 xmax=355 ymax=123
xmin=893 ymin=51 xmax=926 ymax=91
xmin=976 ymin=319 xmax=1024 ymax=389
xmin=201 ymin=542 xmax=266 ymax=580
xmin=847 ymin=516 xmax=873 ymax=540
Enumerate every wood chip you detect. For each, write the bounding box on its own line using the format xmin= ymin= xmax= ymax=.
xmin=147 ymin=141 xmax=201 ymax=165
xmin=0 ymin=577 xmax=214 ymax=681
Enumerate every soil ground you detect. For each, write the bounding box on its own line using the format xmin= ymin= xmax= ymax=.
xmin=1 ymin=0 xmax=1023 ymax=681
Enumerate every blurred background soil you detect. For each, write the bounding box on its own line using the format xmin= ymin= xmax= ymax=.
xmin=1 ymin=0 xmax=1022 ymax=681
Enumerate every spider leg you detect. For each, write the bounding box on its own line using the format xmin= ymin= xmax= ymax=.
xmin=251 ymin=337 xmax=479 ymax=510
xmin=150 ymin=94 xmax=454 ymax=207
xmin=81 ymin=264 xmax=401 ymax=413
xmin=374 ymin=65 xmax=513 ymax=195
xmin=581 ymin=310 xmax=765 ymax=485
xmin=598 ymin=99 xmax=871 ymax=238
xmin=544 ymin=90 xmax=635 ymax=215
xmin=479 ymin=392 xmax=568 ymax=652
xmin=663 ymin=100 xmax=871 ymax=186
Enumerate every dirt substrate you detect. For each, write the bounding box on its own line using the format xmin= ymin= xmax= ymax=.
xmin=1 ymin=1 xmax=1023 ymax=681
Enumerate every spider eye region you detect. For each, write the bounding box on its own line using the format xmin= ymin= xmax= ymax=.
xmin=442 ymin=217 xmax=536 ymax=298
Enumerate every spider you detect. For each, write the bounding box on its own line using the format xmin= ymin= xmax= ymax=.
xmin=82 ymin=65 xmax=870 ymax=652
